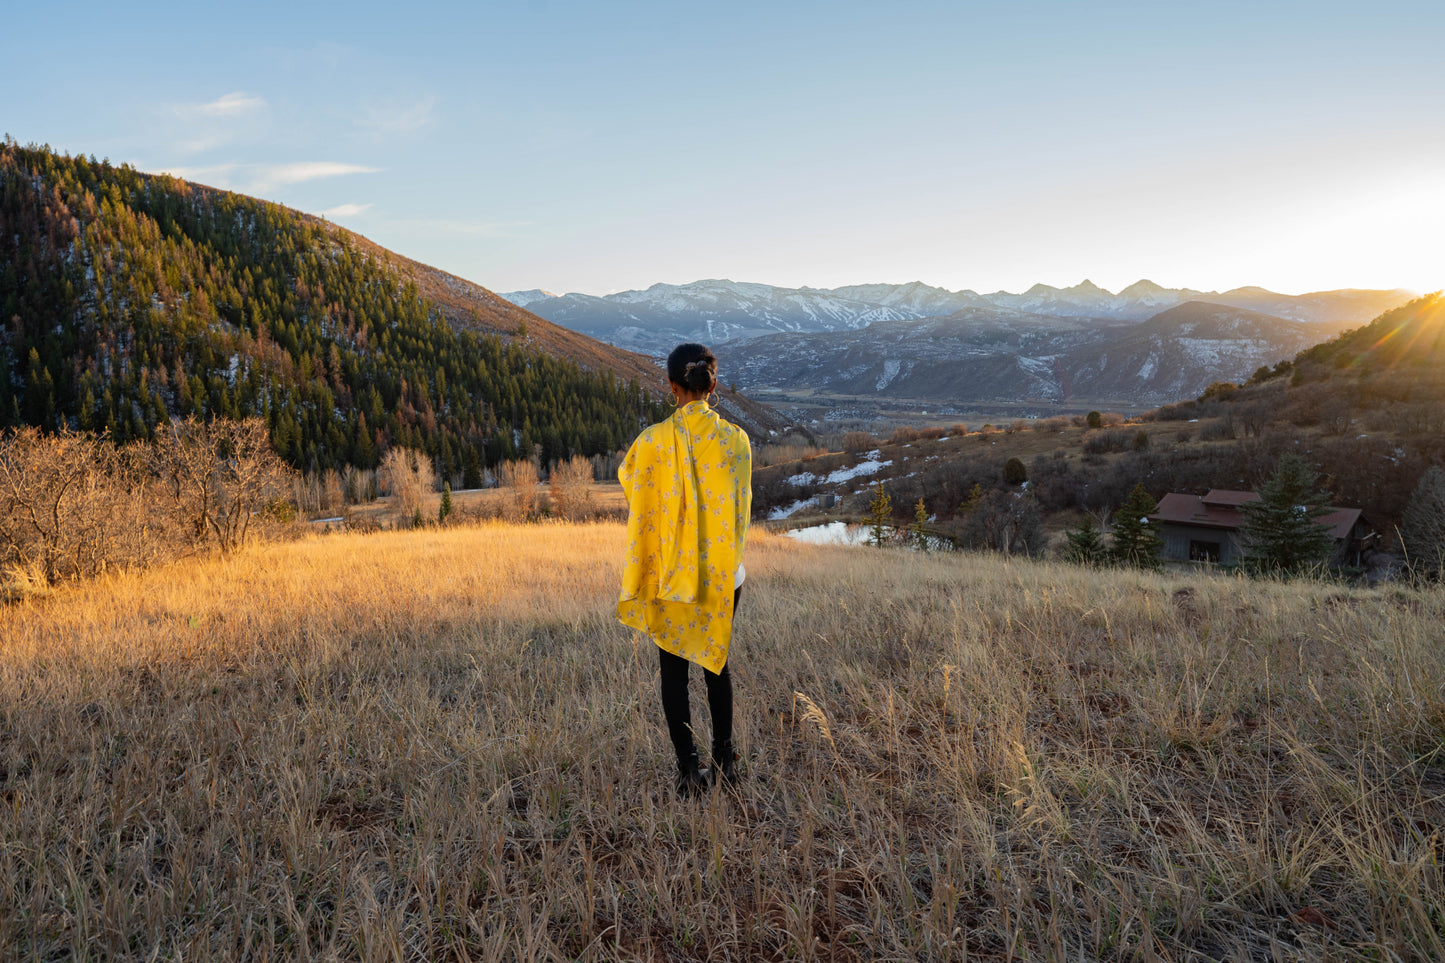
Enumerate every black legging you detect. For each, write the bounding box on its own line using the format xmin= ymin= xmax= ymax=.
xmin=658 ymin=585 xmax=740 ymax=767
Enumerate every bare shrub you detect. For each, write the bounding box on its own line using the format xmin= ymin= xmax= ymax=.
xmin=1082 ymin=429 xmax=1133 ymax=455
xmin=960 ymin=490 xmax=1044 ymax=555
xmin=889 ymin=426 xmax=922 ymax=445
xmin=0 ymin=428 xmax=159 ymax=585
xmin=0 ymin=421 xmax=296 ymax=590
xmin=1198 ymin=418 xmax=1237 ymax=442
xmin=549 ymin=455 xmax=595 ymax=521
xmin=498 ymin=458 xmax=540 ymax=518
xmin=321 ymin=469 xmax=345 ymax=513
xmin=154 ymin=417 xmax=296 ymax=554
xmin=842 ymin=431 xmax=878 ymax=453
xmin=755 ymin=442 xmax=828 ymax=468
xmin=378 ymin=447 xmax=436 ymax=524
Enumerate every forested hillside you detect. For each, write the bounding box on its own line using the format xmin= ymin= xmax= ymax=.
xmin=0 ymin=140 xmax=668 ymax=478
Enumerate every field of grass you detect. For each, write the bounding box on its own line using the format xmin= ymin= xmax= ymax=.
xmin=2 ymin=523 xmax=1443 ymax=960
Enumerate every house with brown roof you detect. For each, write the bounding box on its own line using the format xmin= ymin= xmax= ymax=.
xmin=1149 ymin=489 xmax=1377 ymax=566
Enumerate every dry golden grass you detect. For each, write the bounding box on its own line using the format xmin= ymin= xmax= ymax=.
xmin=323 ymin=484 xmax=629 ymax=529
xmin=2 ymin=524 xmax=1443 ymax=960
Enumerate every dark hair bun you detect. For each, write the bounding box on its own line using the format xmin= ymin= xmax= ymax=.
xmin=667 ymin=343 xmax=717 ymax=393
xmin=684 ymin=361 xmax=713 ymax=392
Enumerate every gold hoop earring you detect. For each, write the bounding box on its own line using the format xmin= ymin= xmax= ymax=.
xmin=668 ymin=393 xmax=678 ymax=407
xmin=707 ymin=389 xmax=717 ymax=406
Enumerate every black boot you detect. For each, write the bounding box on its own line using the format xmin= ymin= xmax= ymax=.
xmin=675 ymin=750 xmax=712 ymax=799
xmin=712 ymin=740 xmax=739 ymax=789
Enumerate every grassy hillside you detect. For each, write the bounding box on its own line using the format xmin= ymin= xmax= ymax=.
xmin=2 ymin=523 xmax=1442 ymax=959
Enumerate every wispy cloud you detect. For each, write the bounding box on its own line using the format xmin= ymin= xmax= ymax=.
xmin=251 ymin=162 xmax=380 ymax=191
xmin=317 ymin=202 xmax=373 ymax=218
xmin=154 ymin=161 xmax=380 ymax=196
xmin=162 ymin=92 xmax=270 ymax=155
xmin=359 ymin=95 xmax=438 ymax=137
xmin=194 ymin=92 xmax=267 ymax=118
xmin=157 ymin=163 xmax=241 ymax=187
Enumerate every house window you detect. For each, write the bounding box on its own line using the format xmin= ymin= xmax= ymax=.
xmin=1189 ymin=539 xmax=1221 ymax=563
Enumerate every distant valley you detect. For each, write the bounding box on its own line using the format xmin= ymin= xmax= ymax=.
xmin=507 ymin=280 xmax=1413 ymax=413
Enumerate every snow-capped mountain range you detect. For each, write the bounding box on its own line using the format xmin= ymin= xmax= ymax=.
xmin=503 ymin=278 xmax=1412 ymax=358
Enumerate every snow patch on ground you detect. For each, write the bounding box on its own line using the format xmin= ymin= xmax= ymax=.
xmin=787 ymin=471 xmax=818 ymax=486
xmin=768 ymin=498 xmax=814 ymax=520
xmin=826 ymin=459 xmax=892 ymax=484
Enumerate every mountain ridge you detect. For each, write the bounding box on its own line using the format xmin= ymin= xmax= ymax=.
xmin=715 ymin=300 xmax=1360 ymax=407
xmin=507 ymin=277 xmax=1414 ymax=360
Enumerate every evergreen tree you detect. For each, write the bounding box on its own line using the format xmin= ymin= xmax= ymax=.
xmin=865 ymin=481 xmax=893 ymax=548
xmin=1238 ymin=454 xmax=1336 ymax=575
xmin=1400 ymin=466 xmax=1445 ymax=579
xmin=960 ymin=482 xmax=985 ymax=514
xmin=1063 ymin=515 xmax=1107 ymax=566
xmin=439 ymin=481 xmax=454 ymax=525
xmin=1003 ymin=457 xmax=1027 ymax=485
xmin=1109 ymin=483 xmax=1163 ymax=569
xmin=911 ymin=497 xmax=929 ymax=548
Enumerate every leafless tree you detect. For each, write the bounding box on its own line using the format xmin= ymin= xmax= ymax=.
xmin=154 ymin=417 xmax=295 ymax=555
xmin=321 ymin=468 xmax=345 ymax=513
xmin=378 ymin=447 xmax=436 ymax=524
xmin=0 ymin=428 xmax=170 ymax=584
xmin=498 ymin=459 xmax=539 ymax=518
xmin=548 ymin=455 xmax=594 ymax=520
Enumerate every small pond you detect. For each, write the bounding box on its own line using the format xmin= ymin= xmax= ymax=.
xmin=782 ymin=521 xmax=873 ymax=547
xmin=782 ymin=521 xmax=955 ymax=551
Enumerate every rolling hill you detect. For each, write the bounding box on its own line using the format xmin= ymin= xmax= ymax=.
xmin=0 ymin=141 xmax=786 ymax=479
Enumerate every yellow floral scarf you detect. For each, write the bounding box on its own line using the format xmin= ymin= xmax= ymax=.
xmin=617 ymin=400 xmax=751 ymax=673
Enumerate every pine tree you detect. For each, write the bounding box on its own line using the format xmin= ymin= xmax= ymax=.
xmin=1400 ymin=466 xmax=1445 ymax=579
xmin=439 ymin=481 xmax=454 ymax=525
xmin=1109 ymin=483 xmax=1163 ymax=569
xmin=961 ymin=483 xmax=985 ymax=515
xmin=1238 ymin=454 xmax=1336 ymax=575
xmin=866 ymin=481 xmax=892 ymax=548
xmin=1003 ymin=457 xmax=1027 ymax=486
xmin=911 ymin=497 xmax=929 ymax=548
xmin=1063 ymin=515 xmax=1107 ymax=566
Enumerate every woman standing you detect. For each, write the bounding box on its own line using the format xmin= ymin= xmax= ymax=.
xmin=617 ymin=343 xmax=752 ymax=797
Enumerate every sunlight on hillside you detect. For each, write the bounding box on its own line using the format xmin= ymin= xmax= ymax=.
xmin=2 ymin=522 xmax=1443 ymax=959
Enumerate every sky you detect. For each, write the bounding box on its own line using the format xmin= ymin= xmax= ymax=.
xmin=4 ymin=1 xmax=1442 ymax=298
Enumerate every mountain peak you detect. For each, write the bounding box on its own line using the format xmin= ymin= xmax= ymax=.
xmin=1069 ymin=279 xmax=1110 ymax=295
xmin=1119 ymin=279 xmax=1167 ymax=296
xmin=501 ymin=288 xmax=558 ymax=307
